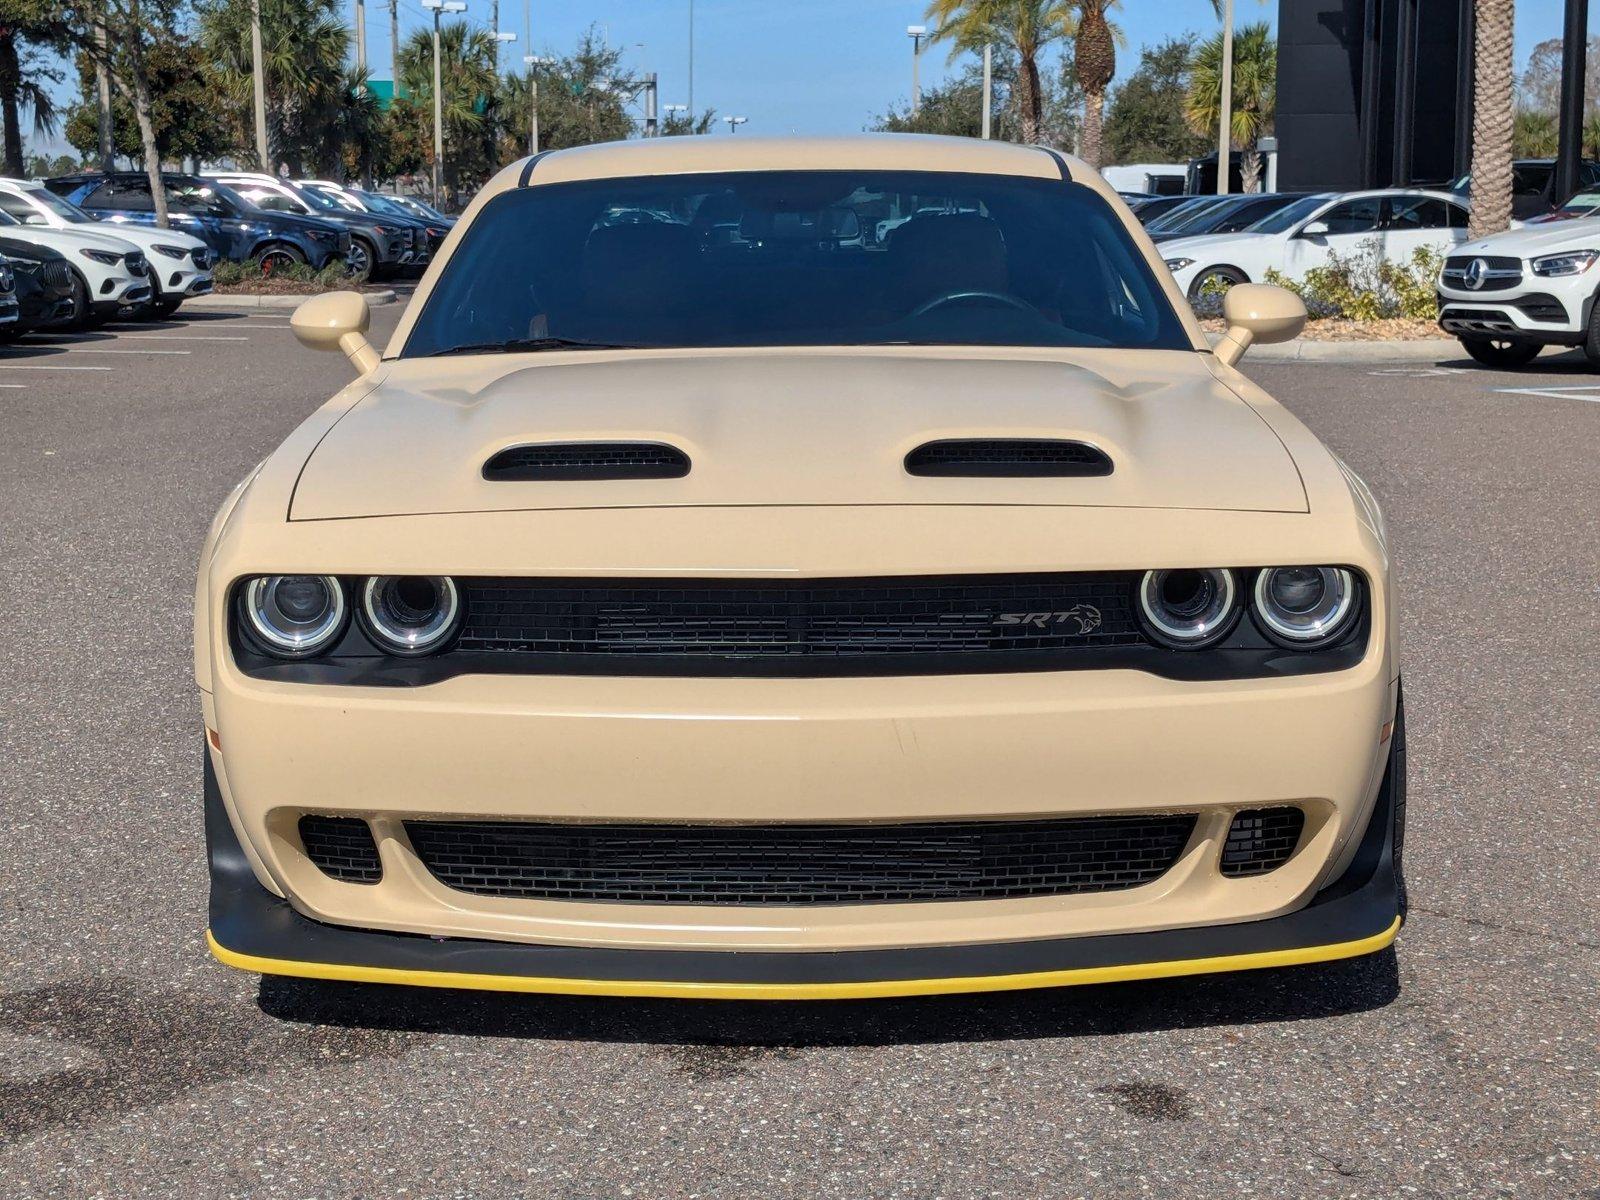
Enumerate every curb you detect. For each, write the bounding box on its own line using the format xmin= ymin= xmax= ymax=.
xmin=1247 ymin=339 xmax=1460 ymax=363
xmin=182 ymin=289 xmax=399 ymax=311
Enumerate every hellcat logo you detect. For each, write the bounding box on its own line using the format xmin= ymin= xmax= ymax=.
xmin=994 ymin=605 xmax=1102 ymax=635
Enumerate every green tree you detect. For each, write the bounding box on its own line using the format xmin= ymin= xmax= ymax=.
xmin=397 ymin=19 xmax=500 ymax=202
xmin=0 ymin=3 xmax=64 ymax=177
xmin=1071 ymin=0 xmax=1119 ymax=168
xmin=1103 ymin=36 xmax=1207 ymax=164
xmin=924 ymin=0 xmax=1073 ymax=145
xmin=1186 ymin=21 xmax=1275 ymax=192
xmin=493 ymin=31 xmax=636 ymax=163
xmin=661 ymin=107 xmax=715 ymax=136
xmin=1511 ymin=108 xmax=1557 ymax=157
xmin=873 ymin=58 xmax=1011 ymax=139
xmin=64 ymin=34 xmax=229 ymax=166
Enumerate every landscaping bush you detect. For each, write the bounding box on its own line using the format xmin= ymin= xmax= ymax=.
xmin=1262 ymin=239 xmax=1443 ymax=321
xmin=213 ymin=258 xmax=351 ymax=292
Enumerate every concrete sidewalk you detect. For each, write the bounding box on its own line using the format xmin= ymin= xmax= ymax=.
xmin=184 ymin=289 xmax=399 ymax=310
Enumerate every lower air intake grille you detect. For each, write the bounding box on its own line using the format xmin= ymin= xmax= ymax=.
xmin=905 ymin=438 xmax=1113 ymax=477
xmin=299 ymin=815 xmax=382 ymax=883
xmin=403 ymin=813 xmax=1198 ymax=905
xmin=1219 ymin=807 xmax=1305 ymax=877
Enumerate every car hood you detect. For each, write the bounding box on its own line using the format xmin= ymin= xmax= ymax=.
xmin=0 ymin=225 xmax=139 ymax=256
xmin=1157 ymin=232 xmax=1275 ymax=259
xmin=80 ymin=221 xmax=207 ymax=253
xmin=1452 ymin=221 xmax=1600 ymax=257
xmin=289 ymin=349 xmax=1308 ymax=521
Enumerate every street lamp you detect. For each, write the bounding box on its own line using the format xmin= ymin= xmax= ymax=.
xmin=491 ymin=29 xmax=516 ymax=75
xmin=907 ymin=25 xmax=926 ymax=116
xmin=421 ymin=0 xmax=467 ymax=207
xmin=522 ymin=54 xmax=554 ymax=154
xmin=663 ymin=101 xmax=687 ymax=134
xmin=724 ymin=115 xmax=748 ymax=133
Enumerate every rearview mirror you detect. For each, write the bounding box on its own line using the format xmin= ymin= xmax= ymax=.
xmin=291 ymin=290 xmax=380 ymax=375
xmin=1214 ymin=283 xmax=1307 ymax=366
xmin=1298 ymin=219 xmax=1330 ymax=238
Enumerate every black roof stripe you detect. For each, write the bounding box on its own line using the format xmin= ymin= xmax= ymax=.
xmin=518 ymin=150 xmax=556 ymax=187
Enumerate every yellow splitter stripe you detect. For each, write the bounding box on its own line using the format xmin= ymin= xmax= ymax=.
xmin=208 ymin=917 xmax=1400 ymax=1001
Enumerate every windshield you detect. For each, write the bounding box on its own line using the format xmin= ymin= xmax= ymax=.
xmin=292 ymin=184 xmax=344 ymax=212
xmin=1143 ymin=198 xmax=1214 ymax=233
xmin=1157 ymin=198 xmax=1242 ymax=235
xmin=353 ymin=190 xmax=410 ymax=219
xmin=1246 ymin=194 xmax=1330 ymax=234
xmin=1560 ymin=191 xmax=1600 ymax=212
xmin=393 ymin=195 xmax=446 ymax=221
xmin=403 ymin=170 xmax=1190 ymax=357
xmin=26 ymin=186 xmax=93 ymax=223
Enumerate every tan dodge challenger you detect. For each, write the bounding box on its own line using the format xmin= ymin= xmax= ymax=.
xmin=197 ymin=136 xmax=1404 ymax=1000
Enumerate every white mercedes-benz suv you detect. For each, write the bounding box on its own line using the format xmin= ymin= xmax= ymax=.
xmin=1436 ymin=221 xmax=1600 ymax=367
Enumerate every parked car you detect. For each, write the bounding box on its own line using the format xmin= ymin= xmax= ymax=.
xmin=1129 ymin=193 xmax=1200 ymax=225
xmin=0 ymin=205 xmax=150 ymax=328
xmin=1160 ymin=189 xmax=1471 ymax=298
xmin=43 ymin=172 xmax=351 ymax=273
xmin=295 ymin=180 xmax=442 ymax=264
xmin=383 ymin=193 xmax=457 ymax=228
xmin=1145 ymin=192 xmax=1312 ymax=244
xmin=199 ymin=137 xmax=1402 ymax=1002
xmin=208 ymin=173 xmax=414 ymax=281
xmin=1435 ymin=221 xmax=1600 ymax=367
xmin=0 ymin=237 xmax=76 ymax=337
xmin=0 ymin=177 xmax=214 ymax=315
xmin=1449 ymin=158 xmax=1600 ymax=220
xmin=1522 ymin=186 xmax=1600 ymax=224
xmin=0 ymin=256 xmax=18 ymax=330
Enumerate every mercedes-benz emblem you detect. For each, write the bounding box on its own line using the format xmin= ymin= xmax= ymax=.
xmin=1464 ymin=257 xmax=1488 ymax=290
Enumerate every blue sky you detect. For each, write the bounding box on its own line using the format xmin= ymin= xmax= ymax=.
xmin=32 ymin=0 xmax=1589 ymax=155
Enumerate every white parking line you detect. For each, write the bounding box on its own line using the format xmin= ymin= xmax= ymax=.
xmin=62 ymin=348 xmax=192 ymax=356
xmin=1495 ymin=384 xmax=1600 ymax=403
xmin=0 ymin=364 xmax=112 ymax=371
xmin=113 ymin=334 xmax=250 ymax=342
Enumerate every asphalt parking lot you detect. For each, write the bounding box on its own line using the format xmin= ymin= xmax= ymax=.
xmin=1 ymin=308 xmax=1596 ymax=1198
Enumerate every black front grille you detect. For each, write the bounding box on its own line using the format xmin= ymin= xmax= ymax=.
xmin=483 ymin=441 xmax=691 ymax=481
xmin=299 ymin=815 xmax=382 ymax=883
xmin=1219 ymin=807 xmax=1305 ymax=877
xmin=404 ymin=813 xmax=1198 ymax=905
xmin=905 ymin=439 xmax=1113 ymax=477
xmin=1441 ymin=254 xmax=1523 ymax=291
xmin=123 ymin=252 xmax=146 ymax=274
xmin=42 ymin=261 xmax=70 ymax=290
xmin=455 ymin=573 xmax=1144 ymax=662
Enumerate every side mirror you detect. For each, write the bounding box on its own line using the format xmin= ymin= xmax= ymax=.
xmin=1214 ymin=283 xmax=1306 ymax=366
xmin=1298 ymin=219 xmax=1330 ymax=238
xmin=291 ymin=290 xmax=380 ymax=375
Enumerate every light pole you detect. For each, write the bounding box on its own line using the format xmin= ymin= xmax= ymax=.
xmin=663 ymin=102 xmax=687 ymax=134
xmin=522 ymin=54 xmax=554 ymax=154
xmin=687 ymin=0 xmax=694 ymax=117
xmin=724 ymin=115 xmax=747 ymax=134
xmin=643 ymin=71 xmax=659 ymax=137
xmin=492 ymin=28 xmax=516 ymax=76
xmin=981 ymin=44 xmax=992 ymax=139
xmin=1216 ymin=0 xmax=1234 ymax=195
xmin=907 ymin=25 xmax=926 ymax=116
xmin=355 ymin=0 xmax=366 ymax=74
xmin=422 ymin=0 xmax=467 ymax=207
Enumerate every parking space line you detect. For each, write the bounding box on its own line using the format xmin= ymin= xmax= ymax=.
xmin=113 ymin=335 xmax=250 ymax=342
xmin=62 ymin=348 xmax=192 ymax=355
xmin=0 ymin=364 xmax=113 ymax=371
xmin=1495 ymin=384 xmax=1600 ymax=403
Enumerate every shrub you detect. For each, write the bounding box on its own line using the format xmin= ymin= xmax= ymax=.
xmin=213 ymin=258 xmax=351 ymax=290
xmin=1259 ymin=239 xmax=1443 ymax=321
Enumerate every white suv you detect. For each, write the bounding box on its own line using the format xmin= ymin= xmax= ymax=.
xmin=0 ymin=178 xmax=214 ymax=316
xmin=1436 ymin=222 xmax=1600 ymax=368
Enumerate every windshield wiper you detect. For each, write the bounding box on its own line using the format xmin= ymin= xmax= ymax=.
xmin=428 ymin=336 xmax=637 ymax=356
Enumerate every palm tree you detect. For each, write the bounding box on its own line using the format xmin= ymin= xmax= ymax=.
xmin=0 ymin=8 xmax=64 ymax=177
xmin=1512 ymin=108 xmax=1558 ymax=157
xmin=1071 ymin=0 xmax=1119 ymax=168
xmin=1186 ymin=22 xmax=1275 ymax=192
xmin=1469 ymin=0 xmax=1515 ymax=237
xmin=398 ymin=21 xmax=500 ymax=202
xmin=924 ymin=0 xmax=1073 ymax=145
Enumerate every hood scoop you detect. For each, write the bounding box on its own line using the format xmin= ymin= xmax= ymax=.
xmin=905 ymin=438 xmax=1113 ymax=478
xmin=483 ymin=440 xmax=690 ymax=481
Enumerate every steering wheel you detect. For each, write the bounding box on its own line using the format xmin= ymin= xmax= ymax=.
xmin=909 ymin=290 xmax=1040 ymax=320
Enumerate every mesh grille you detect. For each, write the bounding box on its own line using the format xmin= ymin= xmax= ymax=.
xmin=455 ymin=574 xmax=1145 ymax=660
xmin=905 ymin=439 xmax=1113 ymax=477
xmin=42 ymin=261 xmax=71 ymax=290
xmin=298 ymin=815 xmax=382 ymax=883
xmin=404 ymin=814 xmax=1198 ymax=905
xmin=1219 ymin=807 xmax=1305 ymax=877
xmin=482 ymin=441 xmax=690 ymax=481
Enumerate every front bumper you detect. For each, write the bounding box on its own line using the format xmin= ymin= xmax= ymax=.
xmin=206 ymin=739 xmax=1403 ymax=999
xmin=1436 ymin=282 xmax=1588 ymax=341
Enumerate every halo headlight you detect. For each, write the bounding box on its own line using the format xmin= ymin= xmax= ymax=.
xmin=360 ymin=576 xmax=461 ymax=655
xmin=243 ymin=575 xmax=346 ymax=657
xmin=1137 ymin=568 xmax=1239 ymax=648
xmin=1253 ymin=567 xmax=1357 ymax=645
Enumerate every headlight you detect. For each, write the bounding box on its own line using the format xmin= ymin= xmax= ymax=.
xmin=242 ymin=575 xmax=347 ymax=657
xmin=371 ymin=225 xmax=389 ymax=235
xmin=360 ymin=576 xmax=461 ymax=655
xmin=1253 ymin=567 xmax=1358 ymax=646
xmin=1531 ymin=249 xmax=1599 ymax=277
xmin=79 ymin=248 xmax=123 ymax=265
xmin=308 ymin=229 xmax=337 ymax=242
xmin=1163 ymin=257 xmax=1195 ymax=271
xmin=152 ymin=243 xmax=189 ymax=259
xmin=1136 ymin=568 xmax=1238 ymax=648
